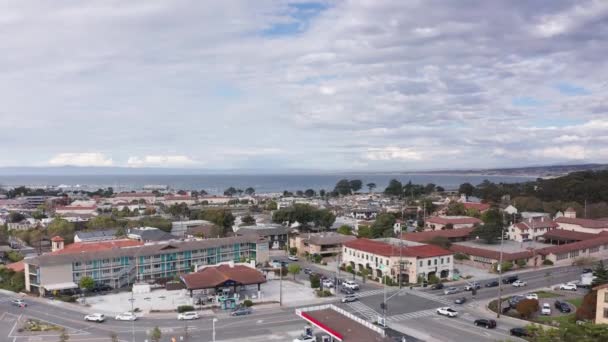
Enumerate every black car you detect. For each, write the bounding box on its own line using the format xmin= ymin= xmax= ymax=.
xmin=430 ymin=283 xmax=444 ymax=290
xmin=502 ymin=276 xmax=519 ymax=284
xmin=91 ymin=284 xmax=112 ymax=293
xmin=485 ymin=280 xmax=499 ymax=287
xmin=474 ymin=319 xmax=496 ymax=329
xmin=555 ymin=300 xmax=571 ymax=313
xmin=510 ymin=327 xmax=529 ymax=337
xmin=340 ymin=287 xmax=355 ymax=295
xmin=508 ymin=295 xmax=526 ymax=308
xmin=454 ymin=297 xmax=467 ymax=304
xmin=303 ymin=268 xmax=312 ymax=275
xmin=582 ymin=268 xmax=593 ymax=274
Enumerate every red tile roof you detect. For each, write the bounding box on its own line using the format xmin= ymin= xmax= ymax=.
xmin=164 ymin=195 xmax=194 ymax=201
xmin=541 ymin=229 xmax=598 ymax=241
xmin=538 ymin=235 xmax=608 ymax=256
xmin=51 ymin=239 xmax=143 ymax=255
xmin=426 ymin=216 xmax=482 ymax=225
xmin=343 ymin=239 xmax=452 ymax=258
xmin=51 ymin=236 xmax=64 ymax=242
xmin=462 ymin=203 xmax=491 ymax=212
xmin=116 ymin=192 xmax=156 ymax=198
xmin=180 ymin=264 xmax=267 ymax=290
xmin=449 ymin=244 xmax=533 ymax=261
xmin=56 ymin=206 xmax=97 ymax=211
xmin=555 ymin=217 xmax=608 ymax=229
xmin=402 ymin=227 xmax=475 ymax=242
xmin=6 ymin=260 xmax=24 ymax=272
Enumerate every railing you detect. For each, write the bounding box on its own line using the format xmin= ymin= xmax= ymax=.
xmin=295 ymin=304 xmax=386 ymax=337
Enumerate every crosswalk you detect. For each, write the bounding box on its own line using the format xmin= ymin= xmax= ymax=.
xmin=357 ymin=288 xmax=398 ymax=298
xmin=387 ymin=308 xmax=437 ymax=322
xmin=405 ymin=289 xmax=453 ymax=305
xmin=346 ymin=301 xmax=380 ymax=321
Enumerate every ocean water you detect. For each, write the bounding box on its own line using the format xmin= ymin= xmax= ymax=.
xmin=0 ymin=174 xmax=536 ymax=194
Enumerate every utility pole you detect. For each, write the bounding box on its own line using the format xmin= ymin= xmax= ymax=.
xmin=130 ymin=291 xmax=135 ymax=342
xmin=496 ymin=214 xmax=506 ymax=319
xmin=279 ymin=264 xmax=283 ymax=306
xmin=399 ymin=206 xmax=403 ymax=289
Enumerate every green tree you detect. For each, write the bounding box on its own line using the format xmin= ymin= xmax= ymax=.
xmin=6 ymin=251 xmax=24 ymax=263
xmin=304 ymin=189 xmax=316 ymax=197
xmin=349 ymin=180 xmax=363 ymax=193
xmin=244 ymin=187 xmax=255 ymax=195
xmin=288 ymin=263 xmax=301 ymax=280
xmin=79 ymin=276 xmax=95 ymax=292
xmin=114 ymin=226 xmax=126 ymax=238
xmin=199 ymin=209 xmax=235 ymax=234
xmin=366 ymin=183 xmax=376 ymax=193
xmin=310 ymin=274 xmax=320 ymax=288
xmin=458 ymin=183 xmax=474 ymax=197
xmin=150 ymin=326 xmax=162 ymax=342
xmin=319 ymin=189 xmax=326 ymax=198
xmin=446 ymin=202 xmax=466 ymax=216
xmin=223 ymin=187 xmax=237 ymax=196
xmin=525 ymin=322 xmax=608 ymax=342
xmin=425 ymin=236 xmax=451 ymax=249
xmin=334 ymin=179 xmax=352 ymax=196
xmin=384 ymin=179 xmax=403 ymax=197
xmin=87 ymin=216 xmax=121 ymax=230
xmin=371 ymin=213 xmax=396 ymax=238
xmin=424 ymin=183 xmax=436 ymax=194
xmin=472 ymin=222 xmax=502 ymax=244
xmin=8 ymin=212 xmax=25 ymax=223
xmin=241 ymin=215 xmax=256 ymax=226
xmin=48 ymin=219 xmax=76 ymax=243
xmin=357 ymin=225 xmax=373 ymax=238
xmin=336 ymin=225 xmax=352 ymax=235
xmin=265 ymin=200 xmax=277 ymax=211
xmin=360 ymin=268 xmax=369 ymax=283
xmin=296 ymin=190 xmax=304 ymax=197
xmin=314 ymin=209 xmax=336 ymax=230
xmin=592 ymin=260 xmax=608 ymax=286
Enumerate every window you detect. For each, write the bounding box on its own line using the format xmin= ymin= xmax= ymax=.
xmin=604 ymin=308 xmax=608 ymax=318
xmin=427 ymin=260 xmax=431 ymax=266
xmin=557 ymin=253 xmax=568 ymax=261
xmin=386 ymin=259 xmax=389 ymax=266
xmin=447 ymin=257 xmax=450 ymax=263
xmin=569 ymin=250 xmax=579 ymax=258
xmin=434 ymin=259 xmax=437 ymax=265
xmin=590 ymin=247 xmax=599 ymax=253
xmin=604 ymin=292 xmax=608 ymax=303
xmin=440 ymin=258 xmax=444 ymax=264
xmin=419 ymin=261 xmax=422 ymax=267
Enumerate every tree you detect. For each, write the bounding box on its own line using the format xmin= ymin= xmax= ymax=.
xmin=592 ymin=260 xmax=608 ymax=286
xmin=8 ymin=212 xmax=25 ymax=223
xmin=459 ymin=182 xmax=474 ymax=197
xmin=150 ymin=326 xmax=162 ymax=342
xmin=384 ymin=179 xmax=403 ymax=197
xmin=48 ymin=219 xmax=76 ymax=243
xmin=360 ymin=268 xmax=369 ymax=283
xmin=310 ymin=274 xmax=320 ymax=288
xmin=314 ymin=209 xmax=336 ymax=230
xmin=319 ymin=189 xmax=326 ymax=198
xmin=472 ymin=222 xmax=502 ymax=244
xmin=425 ymin=237 xmax=451 ymax=249
xmin=446 ymin=202 xmax=466 ymax=216
xmin=337 ymin=225 xmax=352 ymax=235
xmin=241 ymin=215 xmax=256 ymax=226
xmin=334 ymin=179 xmax=352 ymax=196
xmin=114 ymin=227 xmax=126 ymax=238
xmin=424 ymin=183 xmax=436 ymax=194
xmin=6 ymin=250 xmax=24 ymax=263
xmin=245 ymin=187 xmax=255 ymax=195
xmin=576 ymin=290 xmax=598 ymax=321
xmin=371 ymin=213 xmax=396 ymax=238
xmin=199 ymin=209 xmax=235 ymax=234
xmin=79 ymin=276 xmax=95 ymax=292
xmin=304 ymin=189 xmax=316 ymax=197
xmin=296 ymin=190 xmax=304 ymax=197
xmin=223 ymin=187 xmax=237 ymax=196
xmin=265 ymin=200 xmax=277 ymax=211
xmin=436 ymin=186 xmax=445 ymax=192
xmin=357 ymin=225 xmax=373 ymax=238
xmin=288 ymin=263 xmax=301 ymax=280
xmin=525 ymin=321 xmax=608 ymax=342
xmin=59 ymin=329 xmax=70 ymax=342
xmin=366 ymin=183 xmax=376 ymax=193
xmin=87 ymin=216 xmax=121 ymax=230
xmin=515 ymin=299 xmax=539 ymax=319
xmin=349 ymin=180 xmax=363 ymax=193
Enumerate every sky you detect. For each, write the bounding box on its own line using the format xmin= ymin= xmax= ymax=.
xmin=1 ymin=0 xmax=607 ymax=171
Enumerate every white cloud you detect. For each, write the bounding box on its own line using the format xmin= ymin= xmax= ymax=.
xmin=49 ymin=153 xmax=113 ymax=167
xmin=319 ymin=86 xmax=336 ymax=95
xmin=364 ymin=147 xmax=423 ymax=161
xmin=530 ymin=146 xmax=587 ymax=160
xmin=127 ymin=155 xmax=198 ymax=167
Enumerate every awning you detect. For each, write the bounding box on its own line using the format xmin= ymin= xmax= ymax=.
xmin=44 ymin=282 xmax=78 ymax=291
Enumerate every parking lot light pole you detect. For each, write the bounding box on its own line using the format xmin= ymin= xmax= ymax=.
xmin=129 ymin=291 xmax=135 ymax=342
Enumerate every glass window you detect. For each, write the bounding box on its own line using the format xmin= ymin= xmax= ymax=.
xmin=440 ymin=258 xmax=444 ymax=264
xmin=434 ymin=259 xmax=437 ymax=265
xmin=419 ymin=261 xmax=422 ymax=267
xmin=427 ymin=260 xmax=431 ymax=266
xmin=604 ymin=292 xmax=608 ymax=303
xmin=604 ymin=308 xmax=608 ymax=318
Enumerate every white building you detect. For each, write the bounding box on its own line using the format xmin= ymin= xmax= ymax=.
xmin=507 ymin=217 xmax=558 ymax=242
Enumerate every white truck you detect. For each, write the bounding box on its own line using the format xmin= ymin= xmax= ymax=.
xmin=579 ymin=273 xmax=597 ymax=289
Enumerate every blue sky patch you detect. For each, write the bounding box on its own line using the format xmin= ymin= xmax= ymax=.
xmin=555 ymin=82 xmax=589 ymax=96
xmin=512 ymin=97 xmax=544 ymax=107
xmin=262 ymin=1 xmax=328 ymax=37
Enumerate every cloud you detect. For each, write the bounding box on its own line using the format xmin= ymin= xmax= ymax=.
xmin=364 ymin=147 xmax=423 ymax=161
xmin=49 ymin=153 xmax=113 ymax=167
xmin=127 ymin=155 xmax=198 ymax=168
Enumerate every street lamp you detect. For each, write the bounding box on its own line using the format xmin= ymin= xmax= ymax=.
xmin=128 ymin=292 xmax=135 ymax=342
xmin=212 ymin=318 xmax=218 ymax=342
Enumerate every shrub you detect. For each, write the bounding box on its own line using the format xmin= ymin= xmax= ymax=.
xmin=542 ymin=259 xmax=554 ymax=266
xmin=576 ymin=290 xmax=597 ymax=321
xmin=515 ymin=299 xmax=539 ymax=319
xmin=312 ymin=254 xmax=323 ymax=264
xmin=516 ymin=259 xmax=527 ymax=268
xmin=310 ymin=274 xmax=320 ymax=289
xmin=494 ymin=261 xmax=513 ymax=273
xmin=428 ymin=274 xmax=440 ymax=284
xmin=454 ymin=253 xmax=470 ymax=261
xmin=346 ymin=265 xmax=354 ymax=274
xmin=382 ymin=276 xmax=395 ymax=286
xmin=243 ymin=300 xmax=253 ymax=307
xmin=177 ymin=305 xmax=195 ymax=313
xmin=316 ymin=289 xmax=332 ymax=297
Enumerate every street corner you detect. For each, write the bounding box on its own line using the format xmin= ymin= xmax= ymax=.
xmin=7 ymin=313 xmax=91 ymax=341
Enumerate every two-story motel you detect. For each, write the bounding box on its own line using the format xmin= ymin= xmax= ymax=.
xmin=342 ymin=238 xmax=453 ymax=285
xmin=24 ymin=235 xmax=269 ymax=296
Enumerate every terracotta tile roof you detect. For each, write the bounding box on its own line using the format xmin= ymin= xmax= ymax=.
xmin=51 ymin=239 xmax=143 ymax=255
xmin=51 ymin=236 xmax=64 ymax=242
xmin=541 ymin=229 xmax=598 ymax=241
xmin=555 ymin=217 xmax=608 ymax=229
xmin=115 ymin=192 xmax=156 ymax=198
xmin=6 ymin=260 xmax=24 ymax=272
xmin=514 ymin=218 xmax=559 ymax=231
xmin=537 ymin=235 xmax=608 ymax=256
xmin=426 ymin=216 xmax=482 ymax=225
xmin=180 ymin=264 xmax=266 ymax=290
xmin=164 ymin=195 xmax=194 ymax=201
xmin=449 ymin=244 xmax=533 ymax=261
xmin=462 ymin=203 xmax=491 ymax=212
xmin=402 ymin=227 xmax=475 ymax=242
xmin=343 ymin=239 xmax=452 ymax=258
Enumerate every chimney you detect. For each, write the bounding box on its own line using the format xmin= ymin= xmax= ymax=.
xmin=51 ymin=236 xmax=65 ymax=252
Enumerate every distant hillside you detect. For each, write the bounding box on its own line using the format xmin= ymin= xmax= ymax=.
xmin=409 ymin=163 xmax=608 ymax=178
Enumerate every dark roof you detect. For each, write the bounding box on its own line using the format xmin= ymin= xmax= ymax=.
xmin=180 ymin=264 xmax=266 ymax=290
xmin=128 ymin=228 xmax=174 ymax=242
xmin=540 ymin=229 xmax=598 ymax=241
xmin=299 ymin=232 xmax=357 ymax=246
xmin=402 ymin=227 xmax=475 ymax=242
xmin=75 ymin=229 xmax=117 ymax=240
xmin=344 ymin=239 xmax=452 ymax=258
xmin=555 ymin=217 xmax=608 ymax=229
xmin=236 ymin=225 xmax=289 ymax=237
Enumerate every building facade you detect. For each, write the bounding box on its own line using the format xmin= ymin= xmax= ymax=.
xmin=507 ymin=217 xmax=558 ymax=242
xmin=290 ymin=232 xmax=357 ymax=256
xmin=595 ymin=284 xmax=608 ymax=324
xmin=424 ymin=216 xmax=482 ymax=231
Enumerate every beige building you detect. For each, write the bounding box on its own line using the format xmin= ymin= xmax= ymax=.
xmin=290 ymin=232 xmax=356 ymax=256
xmin=507 ymin=217 xmax=558 ymax=242
xmin=555 ymin=216 xmax=608 ymax=234
xmin=424 ymin=216 xmax=482 ymax=231
xmin=595 ymin=283 xmax=608 ymax=324
xmin=342 ymin=238 xmax=453 ymax=284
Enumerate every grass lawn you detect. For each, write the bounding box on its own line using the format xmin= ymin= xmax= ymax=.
xmin=535 ymin=313 xmax=576 ymax=326
xmin=535 ymin=291 xmax=562 ymax=298
xmin=567 ymin=297 xmax=583 ymax=308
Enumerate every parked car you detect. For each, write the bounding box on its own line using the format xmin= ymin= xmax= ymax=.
xmin=231 ymin=307 xmax=252 ymax=316
xmin=11 ymin=299 xmax=26 ymax=307
xmin=288 ymin=255 xmax=299 ymax=261
xmin=91 ymin=284 xmax=112 ymax=293
xmin=430 ymin=283 xmax=444 ymax=290
xmin=341 ymin=295 xmax=357 ymax=303
xmin=464 ymin=282 xmax=481 ymax=291
xmin=177 ymin=311 xmax=200 ymax=320
xmin=84 ymin=313 xmax=105 ymax=323
xmin=541 ymin=303 xmax=552 ymax=315
xmin=303 ymin=268 xmax=312 ymax=275
xmin=340 ymin=287 xmax=355 ymax=295
xmin=115 ymin=312 xmax=137 ymax=321
xmin=525 ymin=293 xmax=538 ymax=300
xmin=512 ymin=280 xmax=527 ymax=287
xmin=454 ymin=297 xmax=467 ymax=305
xmin=342 ymin=280 xmax=359 ymax=290
xmin=485 ymin=280 xmax=499 ymax=287
xmin=582 ymin=268 xmax=593 ymax=274
xmin=508 ymin=295 xmax=526 ymax=308
xmin=322 ymin=280 xmax=334 ymax=288
xmin=474 ymin=319 xmax=496 ymax=329
xmin=555 ymin=300 xmax=571 ymax=313
xmin=502 ymin=276 xmax=519 ymax=284
xmin=444 ymin=287 xmax=459 ymax=295
xmin=559 ymin=283 xmax=577 ymax=291
xmin=510 ymin=327 xmax=529 ymax=337
xmin=293 ymin=335 xmax=315 ymax=342
xmin=436 ymin=307 xmax=458 ymax=317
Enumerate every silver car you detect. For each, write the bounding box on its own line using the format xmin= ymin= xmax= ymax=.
xmin=444 ymin=287 xmax=459 ymax=295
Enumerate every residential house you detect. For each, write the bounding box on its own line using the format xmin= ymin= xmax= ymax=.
xmin=402 ymin=227 xmax=475 ymax=244
xmin=112 ymin=192 xmax=157 ymax=204
xmin=424 ymin=216 xmax=482 ymax=231
xmin=236 ymin=225 xmax=290 ymax=250
xmin=507 ymin=217 xmax=559 ymax=242
xmin=290 ymin=232 xmax=356 ymax=257
xmin=555 ymin=215 xmax=608 ymax=234
xmin=55 ymin=205 xmax=98 ymax=216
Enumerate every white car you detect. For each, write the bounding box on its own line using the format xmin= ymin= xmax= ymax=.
xmin=560 ymin=283 xmax=577 ymax=291
xmin=512 ymin=280 xmax=527 ymax=287
xmin=343 ymin=280 xmax=359 ymax=290
xmin=293 ymin=335 xmax=315 ymax=342
xmin=541 ymin=303 xmax=551 ymax=315
xmin=177 ymin=311 xmax=199 ymax=320
xmin=84 ymin=313 xmax=105 ymax=322
xmin=525 ymin=293 xmax=538 ymax=300
xmin=288 ymin=255 xmax=299 ymax=261
xmin=322 ymin=280 xmax=334 ymax=288
xmin=436 ymin=307 xmax=458 ymax=317
xmin=115 ymin=312 xmax=137 ymax=321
